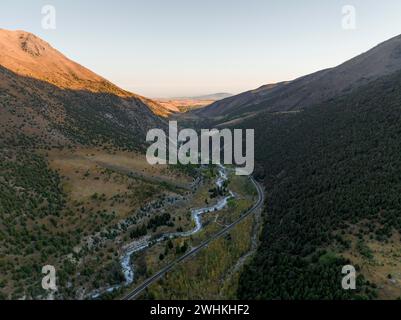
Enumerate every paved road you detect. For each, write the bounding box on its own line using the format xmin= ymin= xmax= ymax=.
xmin=121 ymin=176 xmax=264 ymax=300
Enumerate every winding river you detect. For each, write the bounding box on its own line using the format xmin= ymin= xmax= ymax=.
xmin=91 ymin=165 xmax=233 ymax=298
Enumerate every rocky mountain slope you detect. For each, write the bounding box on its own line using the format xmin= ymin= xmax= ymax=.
xmin=0 ymin=29 xmax=166 ymax=149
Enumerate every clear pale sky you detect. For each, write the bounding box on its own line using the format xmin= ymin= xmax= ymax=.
xmin=1 ymin=0 xmax=401 ymax=97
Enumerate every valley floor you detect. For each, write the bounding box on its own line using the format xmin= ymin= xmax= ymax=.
xmin=0 ymin=145 xmax=261 ymax=300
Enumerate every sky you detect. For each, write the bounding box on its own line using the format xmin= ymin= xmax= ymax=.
xmin=1 ymin=0 xmax=401 ymax=98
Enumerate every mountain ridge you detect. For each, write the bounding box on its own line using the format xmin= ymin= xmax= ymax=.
xmin=0 ymin=29 xmax=170 ymax=117
xmin=0 ymin=29 xmax=166 ymax=150
xmin=196 ymin=34 xmax=401 ymax=120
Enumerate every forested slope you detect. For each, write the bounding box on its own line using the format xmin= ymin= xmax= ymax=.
xmin=237 ymin=70 xmax=401 ymax=299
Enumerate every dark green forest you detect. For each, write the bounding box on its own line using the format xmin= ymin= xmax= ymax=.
xmin=0 ymin=148 xmax=80 ymax=298
xmin=237 ymin=70 xmax=401 ymax=299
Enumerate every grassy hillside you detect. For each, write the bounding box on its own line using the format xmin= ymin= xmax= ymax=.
xmin=236 ymin=70 xmax=401 ymax=300
xmin=0 ymin=66 xmax=165 ymax=151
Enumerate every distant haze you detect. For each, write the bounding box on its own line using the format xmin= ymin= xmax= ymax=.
xmin=2 ymin=0 xmax=401 ymax=97
xmin=166 ymin=93 xmax=233 ymax=100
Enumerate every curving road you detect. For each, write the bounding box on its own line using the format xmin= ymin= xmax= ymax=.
xmin=121 ymin=175 xmax=264 ymax=300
